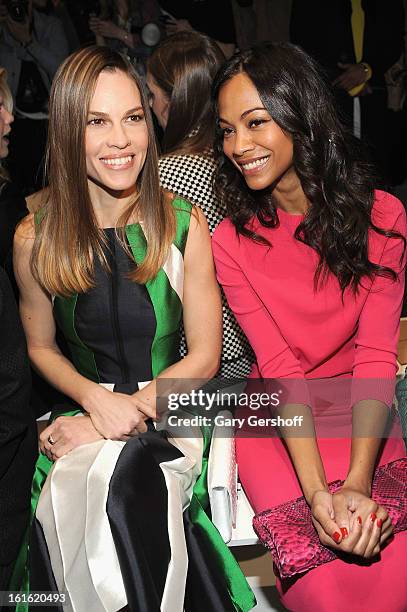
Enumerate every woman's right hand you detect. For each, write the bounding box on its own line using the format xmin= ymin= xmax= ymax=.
xmin=310 ymin=490 xmax=346 ymax=548
xmin=311 ymin=488 xmax=393 ymax=558
xmin=84 ymin=386 xmax=156 ymax=440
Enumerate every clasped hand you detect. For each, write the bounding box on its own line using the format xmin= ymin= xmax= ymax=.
xmin=40 ymin=387 xmax=156 ymax=461
xmin=85 ymin=386 xmax=156 ymax=440
xmin=311 ymin=488 xmax=393 ymax=558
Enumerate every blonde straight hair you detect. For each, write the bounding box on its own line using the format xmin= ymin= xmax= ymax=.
xmin=31 ymin=46 xmax=175 ymax=297
xmin=0 ymin=68 xmax=13 ymax=188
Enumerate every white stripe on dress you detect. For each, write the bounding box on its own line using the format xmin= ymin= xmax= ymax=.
xmin=36 ymin=432 xmax=203 ymax=611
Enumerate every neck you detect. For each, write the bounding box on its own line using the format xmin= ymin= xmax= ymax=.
xmin=272 ymin=167 xmax=309 ymax=215
xmin=88 ymin=179 xmax=138 ymax=228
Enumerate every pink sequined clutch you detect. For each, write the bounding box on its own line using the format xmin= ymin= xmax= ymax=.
xmin=253 ymin=458 xmax=407 ymax=579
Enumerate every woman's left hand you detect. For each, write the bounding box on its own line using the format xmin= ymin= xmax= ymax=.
xmin=331 ymin=486 xmax=393 ymax=557
xmin=40 ymin=415 xmax=104 ymax=462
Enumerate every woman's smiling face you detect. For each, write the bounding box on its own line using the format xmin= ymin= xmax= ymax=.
xmin=217 ymin=72 xmax=296 ymax=191
xmin=85 ymin=69 xmax=149 ymax=193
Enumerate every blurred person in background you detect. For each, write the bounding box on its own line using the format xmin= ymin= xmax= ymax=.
xmin=147 ymin=31 xmax=255 ymax=379
xmin=0 ymin=0 xmax=69 ymax=194
xmin=89 ymin=0 xmax=163 ymax=74
xmin=0 ymin=67 xmax=27 ymax=272
xmin=290 ymin=0 xmax=405 ymax=187
xmin=32 ymin=0 xmax=80 ymax=52
xmin=0 ymin=65 xmax=36 ymax=595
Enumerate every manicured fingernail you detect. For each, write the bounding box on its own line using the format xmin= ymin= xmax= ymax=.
xmin=340 ymin=527 xmax=348 ymax=538
xmin=377 ymin=518 xmax=383 ymax=528
xmin=357 ymin=516 xmax=362 ymax=525
xmin=332 ymin=531 xmax=341 ymax=543
xmin=370 ymin=512 xmax=377 ymax=522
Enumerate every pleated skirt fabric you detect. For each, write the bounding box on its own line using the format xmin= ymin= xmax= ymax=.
xmin=29 ymin=430 xmax=234 ymax=612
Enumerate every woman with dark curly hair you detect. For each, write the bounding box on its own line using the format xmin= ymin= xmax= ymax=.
xmin=212 ymin=42 xmax=407 ymax=611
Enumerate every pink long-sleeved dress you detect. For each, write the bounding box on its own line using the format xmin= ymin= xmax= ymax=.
xmin=212 ymin=190 xmax=407 ymax=612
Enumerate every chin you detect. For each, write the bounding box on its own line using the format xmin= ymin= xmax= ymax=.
xmin=97 ymin=170 xmax=139 ymax=193
xmin=245 ymin=175 xmax=274 ymax=191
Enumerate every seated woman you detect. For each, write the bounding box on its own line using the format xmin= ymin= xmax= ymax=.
xmin=212 ymin=43 xmax=407 ymax=612
xmin=12 ymin=45 xmax=255 ymax=612
xmin=147 ymin=31 xmax=254 ymax=379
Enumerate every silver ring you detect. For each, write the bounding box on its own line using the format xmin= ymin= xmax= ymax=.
xmin=48 ymin=434 xmax=56 ymax=446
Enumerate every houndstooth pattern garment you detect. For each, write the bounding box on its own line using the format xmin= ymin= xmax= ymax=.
xmin=159 ymin=153 xmax=254 ymax=379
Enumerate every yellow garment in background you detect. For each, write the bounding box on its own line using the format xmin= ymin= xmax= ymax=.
xmin=349 ymin=0 xmax=367 ymax=96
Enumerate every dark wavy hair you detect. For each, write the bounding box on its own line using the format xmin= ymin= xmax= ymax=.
xmin=148 ymin=31 xmax=225 ymax=155
xmin=212 ymin=42 xmax=404 ymax=292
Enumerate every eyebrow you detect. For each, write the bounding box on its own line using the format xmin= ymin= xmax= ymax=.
xmin=218 ymin=106 xmax=267 ymax=124
xmin=88 ymin=106 xmax=143 ymax=118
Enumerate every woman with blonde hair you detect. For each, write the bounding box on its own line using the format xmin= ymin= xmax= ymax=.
xmin=0 ymin=68 xmax=28 ymax=268
xmin=12 ymin=46 xmax=254 ymax=612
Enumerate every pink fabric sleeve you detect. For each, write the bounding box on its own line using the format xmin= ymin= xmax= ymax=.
xmin=352 ymin=196 xmax=407 ymax=407
xmin=213 ymin=233 xmax=310 ymax=405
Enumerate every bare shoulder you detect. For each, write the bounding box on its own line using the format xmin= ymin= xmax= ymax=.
xmin=14 ymin=213 xmax=36 ymax=245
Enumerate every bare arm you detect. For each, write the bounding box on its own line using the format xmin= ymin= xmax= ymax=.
xmin=14 ymin=215 xmax=153 ymax=444
xmin=14 ymin=216 xmax=98 ymax=404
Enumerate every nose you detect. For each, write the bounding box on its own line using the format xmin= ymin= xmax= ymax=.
xmin=107 ymin=121 xmax=131 ymax=149
xmin=233 ymin=128 xmax=254 ymax=157
xmin=1 ymin=106 xmax=14 ymax=127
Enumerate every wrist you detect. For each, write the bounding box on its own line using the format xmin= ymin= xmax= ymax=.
xmin=343 ymin=471 xmax=372 ymax=496
xmin=80 ymin=383 xmax=107 ymax=414
xmin=304 ymin=481 xmax=329 ymax=505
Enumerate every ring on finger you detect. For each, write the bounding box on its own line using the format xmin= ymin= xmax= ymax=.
xmin=48 ymin=434 xmax=56 ymax=445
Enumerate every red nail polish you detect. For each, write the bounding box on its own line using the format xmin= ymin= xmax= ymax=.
xmin=377 ymin=518 xmax=383 ymax=528
xmin=332 ymin=531 xmax=341 ymax=543
xmin=340 ymin=527 xmax=348 ymax=538
xmin=357 ymin=516 xmax=362 ymax=525
xmin=370 ymin=512 xmax=377 ymax=522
